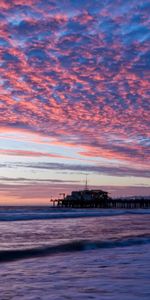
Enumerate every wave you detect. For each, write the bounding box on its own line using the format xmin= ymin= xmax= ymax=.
xmin=0 ymin=209 xmax=150 ymax=222
xmin=1 ymin=235 xmax=150 ymax=263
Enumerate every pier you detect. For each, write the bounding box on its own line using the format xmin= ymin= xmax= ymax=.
xmin=51 ymin=189 xmax=150 ymax=209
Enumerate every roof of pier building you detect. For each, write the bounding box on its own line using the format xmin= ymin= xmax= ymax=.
xmin=66 ymin=189 xmax=109 ymax=201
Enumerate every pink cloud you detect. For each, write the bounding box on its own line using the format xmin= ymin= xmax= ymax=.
xmin=0 ymin=182 xmax=150 ymax=205
xmin=0 ymin=0 xmax=149 ymax=188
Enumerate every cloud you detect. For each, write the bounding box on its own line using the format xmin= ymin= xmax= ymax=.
xmin=0 ymin=0 xmax=149 ymax=177
xmin=0 ymin=177 xmax=79 ymax=183
xmin=16 ymin=162 xmax=150 ymax=178
xmin=0 ymin=149 xmax=73 ymax=160
xmin=0 ymin=183 xmax=150 ymax=203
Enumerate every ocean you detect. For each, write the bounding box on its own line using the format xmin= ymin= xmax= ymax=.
xmin=0 ymin=207 xmax=150 ymax=300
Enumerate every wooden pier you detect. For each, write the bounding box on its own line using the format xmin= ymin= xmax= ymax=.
xmin=53 ymin=199 xmax=150 ymax=209
xmin=53 ymin=198 xmax=150 ymax=209
xmin=105 ymin=198 xmax=150 ymax=209
xmin=52 ymin=190 xmax=150 ymax=209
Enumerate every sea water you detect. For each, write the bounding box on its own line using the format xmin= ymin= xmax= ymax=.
xmin=0 ymin=207 xmax=150 ymax=300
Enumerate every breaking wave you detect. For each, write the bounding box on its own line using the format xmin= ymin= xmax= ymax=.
xmin=1 ymin=235 xmax=150 ymax=263
xmin=0 ymin=208 xmax=150 ymax=222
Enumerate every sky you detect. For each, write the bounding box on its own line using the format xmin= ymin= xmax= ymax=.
xmin=0 ymin=0 xmax=150 ymax=205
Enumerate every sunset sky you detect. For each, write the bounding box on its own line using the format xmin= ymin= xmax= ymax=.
xmin=0 ymin=0 xmax=150 ymax=205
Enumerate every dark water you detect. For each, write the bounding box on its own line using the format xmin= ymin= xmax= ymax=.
xmin=0 ymin=207 xmax=150 ymax=299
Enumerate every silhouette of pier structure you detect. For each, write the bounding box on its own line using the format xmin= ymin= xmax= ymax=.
xmin=51 ymin=189 xmax=150 ymax=209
